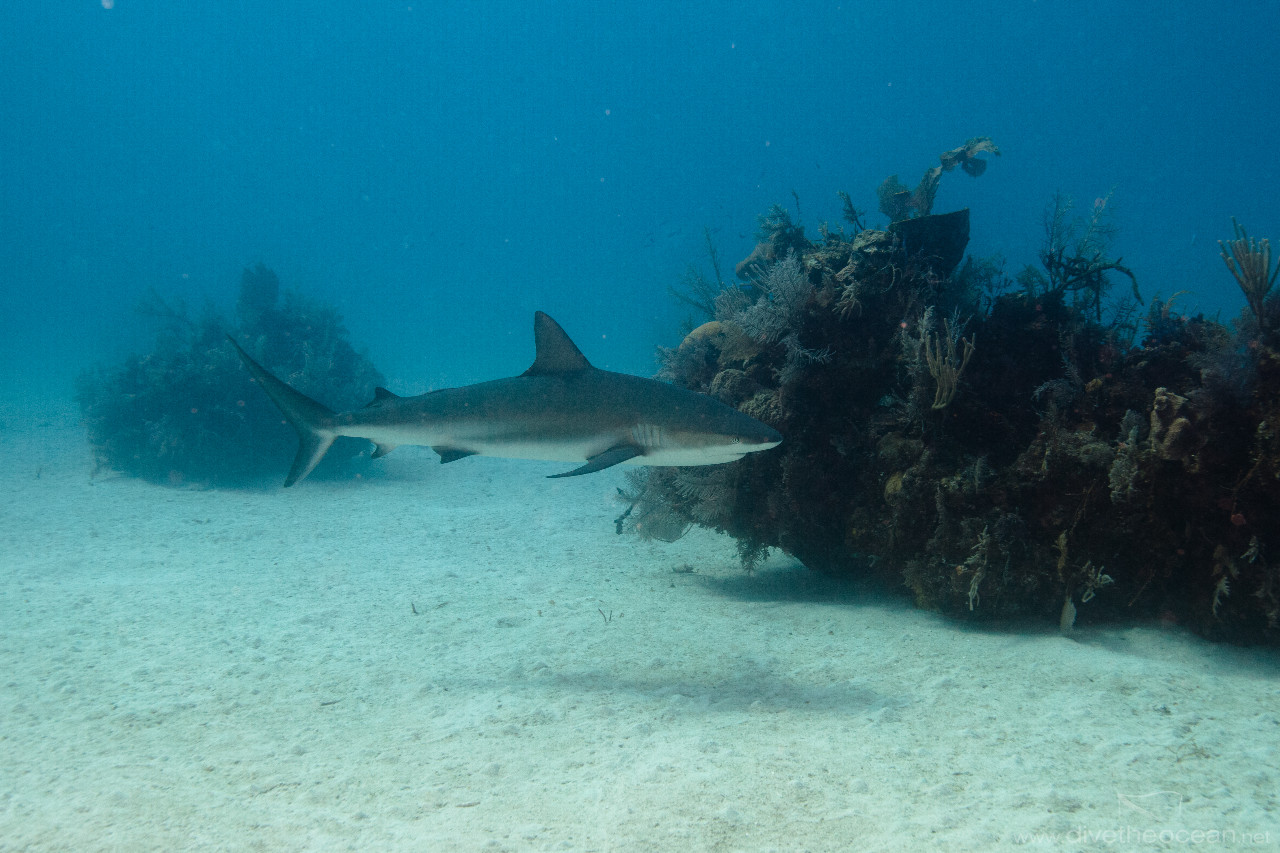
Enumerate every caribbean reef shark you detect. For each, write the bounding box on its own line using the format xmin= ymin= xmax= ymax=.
xmin=228 ymin=311 xmax=782 ymax=486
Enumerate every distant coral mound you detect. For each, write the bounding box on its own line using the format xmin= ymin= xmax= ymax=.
xmin=77 ymin=264 xmax=384 ymax=487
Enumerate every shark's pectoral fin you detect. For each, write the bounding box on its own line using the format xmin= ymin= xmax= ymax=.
xmin=548 ymin=445 xmax=643 ymax=478
xmin=371 ymin=442 xmax=397 ymax=459
xmin=433 ymin=446 xmax=478 ymax=464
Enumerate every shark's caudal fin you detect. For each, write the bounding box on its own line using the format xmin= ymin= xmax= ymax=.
xmin=226 ymin=336 xmax=338 ymax=487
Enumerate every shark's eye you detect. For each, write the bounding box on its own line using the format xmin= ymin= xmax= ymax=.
xmin=732 ymin=437 xmax=741 ymax=444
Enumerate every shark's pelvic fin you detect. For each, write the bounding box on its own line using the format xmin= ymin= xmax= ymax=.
xmin=433 ymin=446 xmax=478 ymax=464
xmin=522 ymin=311 xmax=593 ymax=376
xmin=548 ymin=444 xmax=643 ymax=478
xmin=371 ymin=442 xmax=397 ymax=459
xmin=226 ymin=335 xmax=338 ymax=487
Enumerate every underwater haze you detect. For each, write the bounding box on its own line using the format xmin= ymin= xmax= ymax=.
xmin=4 ymin=2 xmax=1280 ymax=851
xmin=3 ymin=1 xmax=1277 ymax=394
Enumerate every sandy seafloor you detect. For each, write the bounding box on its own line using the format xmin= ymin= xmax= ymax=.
xmin=2 ymin=401 xmax=1278 ymax=853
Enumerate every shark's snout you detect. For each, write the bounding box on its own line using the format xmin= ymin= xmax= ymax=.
xmin=731 ymin=419 xmax=782 ymax=450
xmin=753 ymin=425 xmax=783 ymax=446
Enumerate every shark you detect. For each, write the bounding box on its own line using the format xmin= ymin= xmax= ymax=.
xmin=228 ymin=311 xmax=782 ymax=486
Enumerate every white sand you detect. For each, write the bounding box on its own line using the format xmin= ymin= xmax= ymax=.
xmin=2 ymin=402 xmax=1278 ymax=852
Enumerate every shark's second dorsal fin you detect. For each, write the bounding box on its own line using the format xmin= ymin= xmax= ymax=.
xmin=523 ymin=311 xmax=593 ymax=376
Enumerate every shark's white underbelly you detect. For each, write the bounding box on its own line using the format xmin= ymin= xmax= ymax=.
xmin=464 ymin=437 xmax=611 ymax=463
xmin=466 ymin=440 xmax=746 ymax=467
xmin=350 ymin=424 xmax=747 ymax=467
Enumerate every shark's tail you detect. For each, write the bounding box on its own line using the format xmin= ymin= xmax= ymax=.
xmin=227 ymin=336 xmax=338 ymax=487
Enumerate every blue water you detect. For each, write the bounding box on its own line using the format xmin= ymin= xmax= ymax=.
xmin=2 ymin=1 xmax=1277 ymax=395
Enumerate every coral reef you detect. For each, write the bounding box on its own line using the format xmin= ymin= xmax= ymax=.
xmin=626 ymin=147 xmax=1280 ymax=644
xmin=734 ymin=203 xmax=814 ymax=280
xmin=77 ymin=265 xmax=384 ymax=486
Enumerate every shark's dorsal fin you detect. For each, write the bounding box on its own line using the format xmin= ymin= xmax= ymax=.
xmin=523 ymin=312 xmax=593 ymax=376
xmin=364 ymin=387 xmax=401 ymax=408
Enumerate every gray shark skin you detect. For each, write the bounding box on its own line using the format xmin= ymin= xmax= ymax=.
xmin=228 ymin=311 xmax=782 ymax=486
